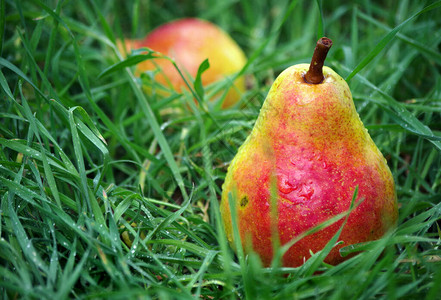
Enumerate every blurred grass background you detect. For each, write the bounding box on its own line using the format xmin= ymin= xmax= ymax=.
xmin=1 ymin=0 xmax=441 ymax=299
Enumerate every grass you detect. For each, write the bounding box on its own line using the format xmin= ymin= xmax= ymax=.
xmin=1 ymin=0 xmax=441 ymax=298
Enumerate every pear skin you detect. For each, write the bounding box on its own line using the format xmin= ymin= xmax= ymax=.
xmin=220 ymin=40 xmax=398 ymax=267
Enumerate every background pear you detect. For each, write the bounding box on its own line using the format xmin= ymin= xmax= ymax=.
xmin=220 ymin=38 xmax=398 ymax=267
xmin=119 ymin=18 xmax=247 ymax=108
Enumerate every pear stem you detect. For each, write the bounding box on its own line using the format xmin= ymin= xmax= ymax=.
xmin=304 ymin=37 xmax=333 ymax=84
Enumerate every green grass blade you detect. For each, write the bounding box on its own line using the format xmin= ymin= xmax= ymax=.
xmin=316 ymin=0 xmax=324 ymax=38
xmin=68 ymin=107 xmax=105 ymax=225
xmin=127 ymin=71 xmax=190 ymax=202
xmin=7 ymin=195 xmax=48 ymax=275
xmin=55 ymin=249 xmax=90 ymax=299
xmin=98 ymin=51 xmax=159 ymax=79
xmin=194 ymin=58 xmax=210 ymax=103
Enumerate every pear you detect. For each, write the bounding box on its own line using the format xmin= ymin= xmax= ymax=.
xmin=220 ymin=37 xmax=398 ymax=267
xmin=119 ymin=18 xmax=247 ymax=108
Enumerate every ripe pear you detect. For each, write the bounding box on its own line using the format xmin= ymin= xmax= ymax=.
xmin=119 ymin=18 xmax=247 ymax=108
xmin=220 ymin=37 xmax=398 ymax=267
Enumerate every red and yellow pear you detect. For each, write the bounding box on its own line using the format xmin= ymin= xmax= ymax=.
xmin=120 ymin=18 xmax=247 ymax=108
xmin=220 ymin=38 xmax=398 ymax=267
